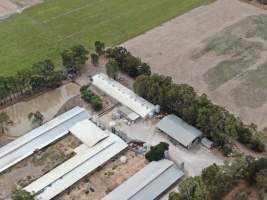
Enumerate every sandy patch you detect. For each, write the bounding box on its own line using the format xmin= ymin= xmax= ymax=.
xmin=0 ymin=135 xmax=80 ymax=199
xmin=0 ymin=83 xmax=80 ymax=138
xmin=0 ymin=0 xmax=42 ymax=19
xmin=123 ymin=0 xmax=267 ymax=130
xmin=56 ymin=150 xmax=147 ymax=200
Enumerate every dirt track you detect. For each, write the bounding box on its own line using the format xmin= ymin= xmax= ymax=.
xmin=123 ymin=0 xmax=267 ymax=130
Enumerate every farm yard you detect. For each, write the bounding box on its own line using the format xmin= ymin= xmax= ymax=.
xmin=0 ymin=0 xmax=213 ymax=76
xmin=56 ymin=150 xmax=146 ymax=200
xmin=0 ymin=135 xmax=81 ymax=199
xmin=123 ymin=0 xmax=267 ymax=130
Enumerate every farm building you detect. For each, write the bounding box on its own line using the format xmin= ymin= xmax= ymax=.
xmin=156 ymin=114 xmax=202 ymax=149
xmin=102 ymin=159 xmax=184 ymax=200
xmin=115 ymin=106 xmax=140 ymax=122
xmin=24 ymin=120 xmax=127 ymax=200
xmin=0 ymin=106 xmax=90 ymax=173
xmin=91 ymin=73 xmax=159 ymax=118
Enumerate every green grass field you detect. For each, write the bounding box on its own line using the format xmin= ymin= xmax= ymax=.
xmin=0 ymin=0 xmax=213 ymax=76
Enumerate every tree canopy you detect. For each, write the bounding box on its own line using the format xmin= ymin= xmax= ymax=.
xmin=133 ymin=74 xmax=265 ymax=154
xmin=11 ymin=189 xmax=33 ymax=200
xmin=145 ymin=142 xmax=169 ymax=162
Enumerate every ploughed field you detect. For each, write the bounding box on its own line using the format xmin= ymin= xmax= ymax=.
xmin=0 ymin=0 xmax=213 ymax=76
xmin=123 ymin=0 xmax=267 ymax=130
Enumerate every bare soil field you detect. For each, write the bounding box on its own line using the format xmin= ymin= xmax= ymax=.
xmin=123 ymin=0 xmax=267 ymax=130
xmin=223 ymin=181 xmax=267 ymax=200
xmin=56 ymin=150 xmax=147 ymax=200
xmin=0 ymin=135 xmax=80 ymax=199
xmin=0 ymin=0 xmax=41 ymax=19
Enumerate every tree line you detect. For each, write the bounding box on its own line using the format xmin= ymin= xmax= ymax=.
xmin=105 ymin=46 xmax=151 ymax=79
xmin=169 ymin=154 xmax=267 ymax=200
xmin=0 ymin=44 xmax=89 ymax=107
xmin=133 ymin=74 xmax=265 ymax=155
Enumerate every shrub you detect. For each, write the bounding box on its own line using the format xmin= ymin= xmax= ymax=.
xmin=145 ymin=142 xmax=169 ymax=162
xmin=80 ymin=85 xmax=103 ymax=111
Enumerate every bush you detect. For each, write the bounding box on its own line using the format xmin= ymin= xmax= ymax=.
xmin=11 ymin=189 xmax=34 ymax=200
xmin=80 ymin=85 xmax=103 ymax=111
xmin=236 ymin=191 xmax=248 ymax=200
xmin=145 ymin=142 xmax=169 ymax=162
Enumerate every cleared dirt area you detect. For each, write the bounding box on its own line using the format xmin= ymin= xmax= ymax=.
xmin=0 ymin=83 xmax=80 ymax=139
xmin=0 ymin=0 xmax=41 ymax=19
xmin=223 ymin=181 xmax=267 ymax=200
xmin=0 ymin=135 xmax=80 ymax=199
xmin=123 ymin=0 xmax=267 ymax=130
xmin=56 ymin=150 xmax=147 ymax=200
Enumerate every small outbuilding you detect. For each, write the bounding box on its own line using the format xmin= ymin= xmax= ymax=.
xmin=201 ymin=137 xmax=213 ymax=149
xmin=116 ymin=106 xmax=140 ymax=122
xmin=156 ymin=114 xmax=202 ymax=149
xmin=69 ymin=120 xmax=109 ymax=147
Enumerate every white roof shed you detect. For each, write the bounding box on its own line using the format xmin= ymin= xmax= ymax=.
xmin=92 ymin=73 xmax=157 ymax=118
xmin=25 ymin=124 xmax=127 ymax=200
xmin=70 ymin=120 xmax=109 ymax=147
xmin=0 ymin=106 xmax=90 ymax=173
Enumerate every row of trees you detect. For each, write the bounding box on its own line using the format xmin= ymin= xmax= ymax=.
xmin=0 ymin=60 xmax=62 ymax=106
xmin=169 ymin=155 xmax=267 ymax=200
xmin=80 ymin=85 xmax=103 ymax=111
xmin=133 ymin=74 xmax=265 ymax=154
xmin=105 ymin=46 xmax=151 ymax=78
xmin=0 ymin=44 xmax=89 ymax=107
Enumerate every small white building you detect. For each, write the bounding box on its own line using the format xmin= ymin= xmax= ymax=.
xmin=91 ymin=73 xmax=159 ymax=118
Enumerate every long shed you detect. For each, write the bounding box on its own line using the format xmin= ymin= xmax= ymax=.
xmin=156 ymin=114 xmax=202 ymax=148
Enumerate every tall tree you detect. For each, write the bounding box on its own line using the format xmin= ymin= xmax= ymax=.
xmin=95 ymin=41 xmax=105 ymax=56
xmin=106 ymin=58 xmax=119 ymax=79
xmin=0 ymin=112 xmax=12 ymax=134
xmin=61 ymin=45 xmax=88 ymax=76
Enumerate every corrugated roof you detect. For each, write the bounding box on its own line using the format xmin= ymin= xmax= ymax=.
xmin=0 ymin=107 xmax=90 ymax=173
xmin=156 ymin=114 xmax=202 ymax=147
xmin=70 ymin=120 xmax=109 ymax=147
xmin=117 ymin=106 xmax=140 ymax=121
xmin=92 ymin=73 xmax=156 ymax=118
xmin=102 ymin=159 xmax=184 ymax=200
xmin=24 ymin=134 xmax=127 ymax=200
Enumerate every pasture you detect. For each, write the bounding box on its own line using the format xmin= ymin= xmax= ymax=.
xmin=0 ymin=0 xmax=212 ymax=76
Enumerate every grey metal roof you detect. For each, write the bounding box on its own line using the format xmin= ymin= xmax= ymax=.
xmin=25 ymin=134 xmax=127 ymax=200
xmin=156 ymin=114 xmax=202 ymax=147
xmin=102 ymin=159 xmax=184 ymax=200
xmin=0 ymin=107 xmax=90 ymax=173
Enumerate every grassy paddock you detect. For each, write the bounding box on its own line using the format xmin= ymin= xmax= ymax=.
xmin=0 ymin=0 xmax=213 ymax=76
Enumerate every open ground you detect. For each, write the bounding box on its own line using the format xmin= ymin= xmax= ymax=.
xmin=56 ymin=150 xmax=146 ymax=200
xmin=0 ymin=0 xmax=41 ymax=19
xmin=123 ymin=0 xmax=267 ymax=130
xmin=0 ymin=0 xmax=213 ymax=76
xmin=0 ymin=134 xmax=81 ymax=199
